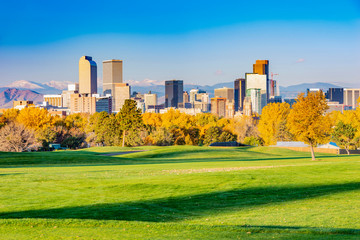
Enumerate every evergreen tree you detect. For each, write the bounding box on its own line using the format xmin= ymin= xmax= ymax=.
xmin=116 ymin=99 xmax=144 ymax=147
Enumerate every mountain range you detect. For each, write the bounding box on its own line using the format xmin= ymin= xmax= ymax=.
xmin=0 ymin=79 xmax=356 ymax=108
xmin=0 ymin=88 xmax=44 ymax=108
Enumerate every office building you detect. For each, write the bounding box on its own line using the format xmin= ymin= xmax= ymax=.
xmin=245 ymin=73 xmax=267 ymax=112
xmin=70 ymin=94 xmax=111 ymax=114
xmin=70 ymin=94 xmax=96 ymax=114
xmin=344 ymin=89 xmax=360 ymax=109
xmin=198 ymin=92 xmax=210 ymax=112
xmin=234 ymin=78 xmax=246 ymax=111
xmin=113 ymin=83 xmax=130 ymax=112
xmin=243 ymin=97 xmax=252 ymax=116
xmin=214 ymin=87 xmax=234 ymax=102
xmin=253 ymin=60 xmax=269 ymax=76
xmin=326 ymin=88 xmax=344 ymax=104
xmin=226 ymin=100 xmax=235 ymax=118
xmin=62 ymin=84 xmax=79 ymax=108
xmin=44 ymin=95 xmax=62 ymax=107
xmin=95 ymin=96 xmax=112 ymax=114
xmin=144 ymin=92 xmax=158 ymax=110
xmin=211 ymin=97 xmax=226 ymax=117
xmin=103 ymin=60 xmax=123 ymax=108
xmin=189 ymin=89 xmax=199 ymax=103
xmin=79 ymin=56 xmax=97 ymax=95
xmin=165 ymin=80 xmax=183 ymax=108
xmin=270 ymin=79 xmax=277 ymax=98
xmin=183 ymin=91 xmax=189 ymax=104
xmin=246 ymin=73 xmax=267 ymax=92
xmin=253 ymin=60 xmax=269 ymax=101
xmin=246 ymin=88 xmax=265 ymax=115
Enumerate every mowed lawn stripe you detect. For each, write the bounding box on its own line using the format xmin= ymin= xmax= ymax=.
xmin=0 ymin=146 xmax=359 ymax=239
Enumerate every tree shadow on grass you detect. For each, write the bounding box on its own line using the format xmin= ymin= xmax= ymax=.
xmin=0 ymin=146 xmax=348 ymax=168
xmin=1 ymin=182 xmax=359 ymax=224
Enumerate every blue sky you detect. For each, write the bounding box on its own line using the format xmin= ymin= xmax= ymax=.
xmin=0 ymin=0 xmax=359 ymax=87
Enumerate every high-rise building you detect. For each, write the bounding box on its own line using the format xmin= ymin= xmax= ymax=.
xmin=79 ymin=56 xmax=97 ymax=95
xmin=253 ymin=60 xmax=269 ymax=76
xmin=246 ymin=88 xmax=265 ymax=115
xmin=253 ymin=60 xmax=269 ymax=101
xmin=344 ymin=89 xmax=360 ymax=109
xmin=211 ymin=97 xmax=226 ymax=117
xmin=103 ymin=60 xmax=123 ymax=97
xmin=234 ymin=78 xmax=246 ymax=111
xmin=62 ymin=84 xmax=79 ymax=108
xmin=70 ymin=94 xmax=96 ymax=114
xmin=113 ymin=83 xmax=131 ymax=112
xmin=214 ymin=87 xmax=234 ymax=102
xmin=326 ymin=88 xmax=344 ymax=104
xmin=165 ymin=80 xmax=183 ymax=108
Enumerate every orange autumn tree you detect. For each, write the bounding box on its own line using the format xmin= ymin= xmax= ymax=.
xmin=287 ymin=91 xmax=331 ymax=160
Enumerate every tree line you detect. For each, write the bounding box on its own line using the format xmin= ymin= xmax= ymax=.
xmin=0 ymin=92 xmax=358 ymax=160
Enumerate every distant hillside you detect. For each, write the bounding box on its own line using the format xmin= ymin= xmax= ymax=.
xmin=280 ymin=82 xmax=342 ymax=98
xmin=0 ymin=88 xmax=43 ymax=108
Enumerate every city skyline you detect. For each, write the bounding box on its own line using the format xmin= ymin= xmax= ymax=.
xmin=0 ymin=1 xmax=359 ymax=87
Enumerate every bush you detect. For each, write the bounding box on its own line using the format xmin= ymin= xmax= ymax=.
xmin=243 ymin=136 xmax=263 ymax=146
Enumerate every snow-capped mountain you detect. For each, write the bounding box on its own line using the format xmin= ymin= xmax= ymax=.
xmin=2 ymin=80 xmax=70 ymax=94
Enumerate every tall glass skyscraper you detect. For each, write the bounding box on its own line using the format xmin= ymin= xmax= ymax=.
xmin=165 ymin=80 xmax=183 ymax=108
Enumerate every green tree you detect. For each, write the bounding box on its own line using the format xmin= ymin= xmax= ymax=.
xmin=116 ymin=99 xmax=144 ymax=147
xmin=331 ymin=121 xmax=358 ymax=155
xmin=203 ymin=126 xmax=221 ymax=145
xmin=287 ymin=91 xmax=331 ymax=160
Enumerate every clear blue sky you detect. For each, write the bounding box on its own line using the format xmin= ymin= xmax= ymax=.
xmin=0 ymin=0 xmax=359 ymax=87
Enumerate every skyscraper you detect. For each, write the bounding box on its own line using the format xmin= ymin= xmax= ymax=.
xmin=79 ymin=56 xmax=97 ymax=95
xmin=253 ymin=60 xmax=269 ymax=76
xmin=234 ymin=78 xmax=246 ymax=111
xmin=165 ymin=80 xmax=183 ymax=108
xmin=253 ymin=60 xmax=269 ymax=101
xmin=103 ymin=60 xmax=123 ymax=96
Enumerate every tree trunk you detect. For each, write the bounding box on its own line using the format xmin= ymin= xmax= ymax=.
xmin=346 ymin=147 xmax=350 ymax=155
xmin=122 ymin=130 xmax=126 ymax=147
xmin=310 ymin=144 xmax=316 ymax=161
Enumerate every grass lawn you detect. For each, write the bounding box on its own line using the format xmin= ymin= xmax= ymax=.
xmin=0 ymin=146 xmax=359 ymax=239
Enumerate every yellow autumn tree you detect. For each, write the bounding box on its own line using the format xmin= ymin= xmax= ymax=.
xmin=2 ymin=108 xmax=19 ymax=122
xmin=258 ymin=102 xmax=291 ymax=145
xmin=287 ymin=91 xmax=331 ymax=160
xmin=16 ymin=107 xmax=55 ymax=131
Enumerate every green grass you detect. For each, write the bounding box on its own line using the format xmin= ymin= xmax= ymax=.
xmin=0 ymin=146 xmax=359 ymax=239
